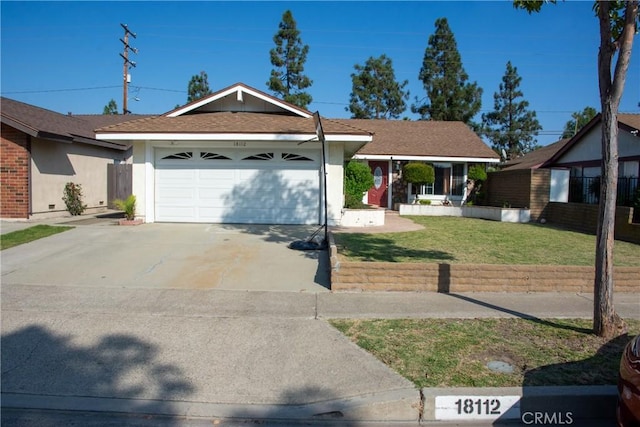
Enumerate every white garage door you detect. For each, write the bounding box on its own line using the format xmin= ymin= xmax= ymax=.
xmin=155 ymin=148 xmax=321 ymax=224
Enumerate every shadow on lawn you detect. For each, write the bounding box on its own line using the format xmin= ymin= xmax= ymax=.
xmin=333 ymin=233 xmax=455 ymax=263
xmin=442 ymin=291 xmax=592 ymax=334
xmin=511 ymin=334 xmax=631 ymax=426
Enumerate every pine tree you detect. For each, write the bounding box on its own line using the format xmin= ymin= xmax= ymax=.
xmin=267 ymin=10 xmax=313 ymax=109
xmin=562 ymin=106 xmax=597 ymax=138
xmin=348 ymin=54 xmax=409 ymax=119
xmin=412 ymin=17 xmax=482 ymax=124
xmin=481 ymin=61 xmax=541 ymax=160
xmin=102 ymin=99 xmax=118 ymax=115
xmin=187 ymin=71 xmax=212 ymax=103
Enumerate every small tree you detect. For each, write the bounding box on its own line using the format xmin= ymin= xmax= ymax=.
xmin=62 ymin=182 xmax=86 ymax=216
xmin=267 ymin=10 xmax=313 ymax=109
xmin=403 ymin=162 xmax=435 ymax=200
xmin=187 ymin=71 xmax=212 ymax=103
xmin=344 ymin=161 xmax=374 ymax=208
xmin=412 ymin=17 xmax=482 ymax=126
xmin=348 ymin=54 xmax=409 ymax=119
xmin=465 ymin=164 xmax=487 ymax=205
xmin=482 ymin=61 xmax=542 ymax=160
xmin=103 ymin=99 xmax=118 ymax=115
xmin=562 ymin=106 xmax=597 ymax=138
xmin=113 ymin=194 xmax=136 ymax=220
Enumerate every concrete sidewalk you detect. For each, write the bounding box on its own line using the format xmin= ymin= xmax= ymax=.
xmin=2 ymin=284 xmax=638 ymax=425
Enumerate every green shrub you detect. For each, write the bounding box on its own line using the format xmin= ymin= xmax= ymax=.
xmin=113 ymin=194 xmax=136 ymax=220
xmin=418 ymin=199 xmax=432 ymax=205
xmin=344 ymin=161 xmax=374 ymax=208
xmin=465 ymin=165 xmax=487 ymax=206
xmin=62 ymin=182 xmax=86 ymax=215
xmin=467 ymin=164 xmax=487 ymax=182
xmin=403 ymin=162 xmax=435 ymax=186
xmin=403 ymin=162 xmax=435 ymax=199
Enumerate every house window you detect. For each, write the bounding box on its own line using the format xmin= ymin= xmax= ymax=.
xmin=451 ymin=164 xmax=465 ymax=196
xmin=433 ymin=164 xmax=451 ymax=195
xmin=423 ymin=183 xmax=435 ymax=195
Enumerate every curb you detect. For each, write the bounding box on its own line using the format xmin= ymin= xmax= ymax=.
xmin=1 ymin=388 xmax=420 ymax=422
xmin=2 ymin=386 xmax=617 ymax=424
xmin=421 ymin=386 xmax=617 ymax=424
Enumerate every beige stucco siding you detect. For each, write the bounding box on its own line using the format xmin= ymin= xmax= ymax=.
xmin=131 ymin=142 xmax=148 ymax=220
xmin=30 ymin=138 xmax=126 ymax=215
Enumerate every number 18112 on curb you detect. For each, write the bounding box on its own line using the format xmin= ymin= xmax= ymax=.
xmin=435 ymin=395 xmax=521 ymax=420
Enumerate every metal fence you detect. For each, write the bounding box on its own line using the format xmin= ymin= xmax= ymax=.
xmin=568 ymin=176 xmax=638 ymax=206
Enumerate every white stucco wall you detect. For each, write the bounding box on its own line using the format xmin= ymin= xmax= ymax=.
xmin=30 ymin=138 xmax=126 ymax=215
xmin=557 ymin=125 xmax=640 ymax=164
xmin=131 ymin=142 xmax=148 ymax=220
xmin=326 ymin=142 xmax=345 ymax=226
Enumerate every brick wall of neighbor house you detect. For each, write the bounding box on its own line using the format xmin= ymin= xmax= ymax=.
xmin=486 ymin=169 xmax=531 ymax=208
xmin=546 ymin=202 xmax=639 ymax=244
xmin=529 ymin=169 xmax=551 ymax=221
xmin=330 ymin=261 xmax=640 ymax=293
xmin=486 ymin=169 xmax=550 ymax=221
xmin=0 ymin=124 xmax=30 ymax=218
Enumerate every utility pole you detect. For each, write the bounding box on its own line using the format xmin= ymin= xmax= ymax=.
xmin=120 ymin=24 xmax=137 ymax=114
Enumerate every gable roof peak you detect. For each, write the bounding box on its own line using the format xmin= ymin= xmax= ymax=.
xmin=164 ymin=82 xmax=313 ymax=119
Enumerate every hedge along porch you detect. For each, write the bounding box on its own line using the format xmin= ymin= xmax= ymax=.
xmin=339 ymin=119 xmax=500 ymax=207
xmin=96 ymin=83 xmax=372 ymax=225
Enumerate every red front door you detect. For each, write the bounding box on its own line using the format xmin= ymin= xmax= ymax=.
xmin=367 ymin=161 xmax=388 ymax=207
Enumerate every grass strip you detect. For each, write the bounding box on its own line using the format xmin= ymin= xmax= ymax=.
xmin=1 ymin=225 xmax=73 ymax=250
xmin=330 ymin=318 xmax=640 ymax=388
xmin=333 ymin=216 xmax=640 ymax=266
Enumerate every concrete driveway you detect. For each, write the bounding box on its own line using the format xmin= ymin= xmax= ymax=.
xmin=1 ymin=220 xmax=330 ymax=292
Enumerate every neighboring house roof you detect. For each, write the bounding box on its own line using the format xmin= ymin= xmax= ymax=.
xmin=542 ymin=113 xmax=640 ymax=167
xmin=0 ymin=97 xmax=149 ymax=150
xmin=501 ymin=138 xmax=571 ymax=170
xmin=337 ymin=119 xmax=500 ymax=161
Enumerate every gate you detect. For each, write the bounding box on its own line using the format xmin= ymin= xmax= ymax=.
xmin=107 ymin=164 xmax=132 ymax=208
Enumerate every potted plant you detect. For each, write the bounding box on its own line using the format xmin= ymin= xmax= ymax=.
xmin=113 ymin=194 xmax=142 ymax=225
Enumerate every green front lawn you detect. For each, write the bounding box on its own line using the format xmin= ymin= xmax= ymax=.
xmin=333 ymin=217 xmax=640 ymax=266
xmin=0 ymin=225 xmax=73 ymax=250
xmin=331 ymin=318 xmax=640 ymax=388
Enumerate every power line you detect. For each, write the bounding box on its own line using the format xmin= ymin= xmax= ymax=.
xmin=2 ymin=86 xmax=121 ymax=95
xmin=1 ymin=85 xmax=186 ymax=96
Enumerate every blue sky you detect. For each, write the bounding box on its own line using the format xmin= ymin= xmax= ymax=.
xmin=1 ymin=1 xmax=639 ymax=146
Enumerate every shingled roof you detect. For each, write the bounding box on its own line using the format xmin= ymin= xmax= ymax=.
xmin=541 ymin=113 xmax=640 ymax=168
xmin=335 ymin=119 xmax=499 ymax=159
xmin=0 ymin=97 xmax=150 ymax=150
xmin=501 ymin=138 xmax=571 ymax=170
xmin=96 ymin=112 xmax=372 ymax=136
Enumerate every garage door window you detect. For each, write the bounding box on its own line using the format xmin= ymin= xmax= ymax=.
xmin=282 ymin=153 xmax=314 ymax=162
xmin=201 ymin=152 xmax=232 ymax=160
xmin=162 ymin=152 xmax=193 ymax=160
xmin=242 ymin=152 xmax=274 ymax=161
